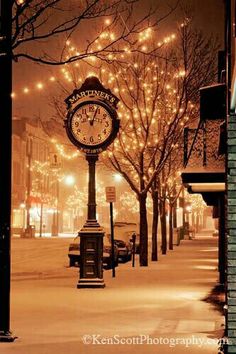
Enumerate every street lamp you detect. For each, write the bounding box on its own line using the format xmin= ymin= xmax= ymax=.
xmin=51 ymin=174 xmax=76 ymax=236
xmin=64 ymin=175 xmax=75 ymax=186
xmin=51 ymin=178 xmax=59 ymax=236
xmin=113 ymin=173 xmax=123 ymax=182
xmin=25 ymin=137 xmax=33 ymax=237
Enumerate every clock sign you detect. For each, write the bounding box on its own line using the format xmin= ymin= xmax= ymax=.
xmin=65 ymin=77 xmax=120 ymax=154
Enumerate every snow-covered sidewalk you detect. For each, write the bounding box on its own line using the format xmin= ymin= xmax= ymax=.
xmin=1 ymin=235 xmax=224 ymax=354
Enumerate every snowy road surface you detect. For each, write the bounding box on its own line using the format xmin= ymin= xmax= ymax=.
xmin=0 ymin=235 xmax=224 ymax=354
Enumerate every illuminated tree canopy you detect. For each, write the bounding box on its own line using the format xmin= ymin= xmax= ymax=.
xmin=12 ymin=0 xmax=179 ymax=65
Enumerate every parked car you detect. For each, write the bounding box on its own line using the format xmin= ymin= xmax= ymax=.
xmin=68 ymin=233 xmax=119 ymax=268
xmin=113 ymin=222 xmax=140 ymax=254
xmin=114 ymin=239 xmax=132 ymax=262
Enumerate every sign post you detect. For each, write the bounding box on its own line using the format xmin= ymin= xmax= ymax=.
xmin=131 ymin=233 xmax=136 ymax=268
xmin=106 ymin=187 xmax=116 ymax=278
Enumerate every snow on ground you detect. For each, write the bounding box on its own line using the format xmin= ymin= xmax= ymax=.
xmin=11 ymin=237 xmax=74 ymax=279
xmin=0 ymin=235 xmax=224 ymax=354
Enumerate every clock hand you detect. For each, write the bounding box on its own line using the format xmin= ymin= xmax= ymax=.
xmin=90 ymin=106 xmax=99 ymax=126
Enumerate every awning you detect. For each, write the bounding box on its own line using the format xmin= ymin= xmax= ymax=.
xmin=181 ymin=171 xmax=225 ymax=206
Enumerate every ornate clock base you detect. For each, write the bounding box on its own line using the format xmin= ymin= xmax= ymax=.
xmin=77 ymin=223 xmax=105 ymax=289
xmin=0 ymin=331 xmax=17 ymax=342
xmin=77 ymin=278 xmax=105 ymax=289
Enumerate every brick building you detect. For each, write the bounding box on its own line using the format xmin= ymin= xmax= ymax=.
xmin=182 ymin=1 xmax=236 ymax=352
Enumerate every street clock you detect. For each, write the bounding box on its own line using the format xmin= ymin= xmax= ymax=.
xmin=64 ymin=77 xmax=120 ymax=289
xmin=65 ymin=77 xmax=120 ymax=154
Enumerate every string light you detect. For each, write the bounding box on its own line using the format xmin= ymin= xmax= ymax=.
xmin=36 ymin=82 xmax=43 ymax=90
xmin=105 ymin=18 xmax=111 ymax=25
xmin=12 ymin=18 xmax=180 ymax=98
xmin=11 ymin=17 xmax=200 ymax=214
xmin=50 ymin=139 xmax=81 ymax=160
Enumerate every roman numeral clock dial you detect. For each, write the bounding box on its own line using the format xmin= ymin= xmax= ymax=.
xmin=71 ymin=102 xmax=113 ymax=147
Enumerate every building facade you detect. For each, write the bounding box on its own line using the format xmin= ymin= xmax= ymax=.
xmin=226 ymin=0 xmax=236 ymax=352
xmin=12 ymin=116 xmax=80 ymax=236
xmin=181 ymin=1 xmax=236 ymax=351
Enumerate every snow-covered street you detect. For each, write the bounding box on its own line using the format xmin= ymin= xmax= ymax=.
xmin=1 ymin=235 xmax=224 ymax=354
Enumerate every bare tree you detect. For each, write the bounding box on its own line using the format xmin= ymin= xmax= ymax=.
xmin=100 ymin=17 xmax=218 ymax=266
xmin=100 ymin=51 xmax=189 ymax=266
xmin=0 ymin=0 xmax=180 ymax=338
xmin=157 ymin=152 xmax=182 ymax=253
xmin=49 ymin=14 xmax=218 ymax=267
xmin=12 ymin=0 xmax=179 ymax=65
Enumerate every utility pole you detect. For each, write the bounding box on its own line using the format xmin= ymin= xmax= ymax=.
xmin=0 ymin=0 xmax=16 ymax=341
xmin=56 ymin=178 xmax=59 ymax=234
xmin=50 ymin=154 xmax=61 ymax=237
xmin=51 ymin=178 xmax=59 ymax=236
xmin=25 ymin=137 xmax=32 ymax=236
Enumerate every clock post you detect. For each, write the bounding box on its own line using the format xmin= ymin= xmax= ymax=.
xmin=86 ymin=154 xmax=98 ymax=224
xmin=64 ymin=77 xmax=120 ymax=288
xmin=77 ymin=153 xmax=105 ymax=288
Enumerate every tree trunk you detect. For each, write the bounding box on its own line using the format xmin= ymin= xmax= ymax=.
xmin=160 ymin=199 xmax=167 ymax=255
xmin=173 ymin=199 xmax=177 ymax=228
xmin=196 ymin=213 xmax=200 ymax=233
xmin=151 ymin=190 xmax=159 ymax=261
xmin=139 ymin=193 xmax=148 ymax=266
xmin=169 ymin=204 xmax=173 ymax=250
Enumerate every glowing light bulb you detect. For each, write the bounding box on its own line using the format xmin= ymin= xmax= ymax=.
xmin=105 ymin=19 xmax=111 ymax=25
xmin=36 ymin=82 xmax=43 ymax=90
xmin=179 ymin=70 xmax=186 ymax=77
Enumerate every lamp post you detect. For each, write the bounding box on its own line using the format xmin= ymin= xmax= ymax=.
xmin=25 ymin=137 xmax=33 ymax=237
xmin=51 ymin=178 xmax=59 ymax=236
xmin=0 ymin=0 xmax=16 ymax=341
xmin=39 ymin=202 xmax=43 ymax=237
xmin=51 ymin=174 xmax=75 ymax=236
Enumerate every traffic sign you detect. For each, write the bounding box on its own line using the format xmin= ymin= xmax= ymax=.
xmin=106 ymin=186 xmax=116 ymax=203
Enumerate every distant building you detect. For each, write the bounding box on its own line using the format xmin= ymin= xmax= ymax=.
xmin=12 ymin=116 xmax=81 ymax=236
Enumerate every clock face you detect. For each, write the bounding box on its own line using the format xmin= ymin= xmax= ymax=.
xmin=70 ymin=102 xmax=113 ymax=146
